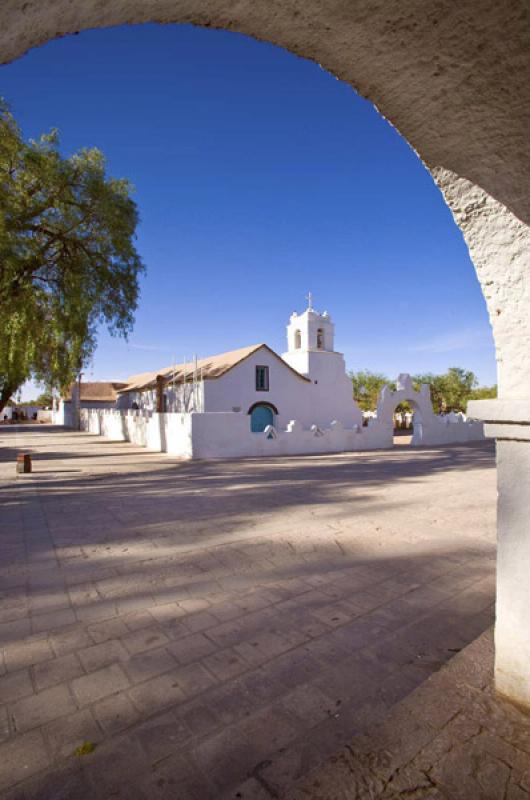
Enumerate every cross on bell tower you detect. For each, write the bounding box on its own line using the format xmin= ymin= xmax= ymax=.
xmin=306 ymin=291 xmax=314 ymax=311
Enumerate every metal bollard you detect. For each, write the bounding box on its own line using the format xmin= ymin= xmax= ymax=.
xmin=16 ymin=453 xmax=32 ymax=474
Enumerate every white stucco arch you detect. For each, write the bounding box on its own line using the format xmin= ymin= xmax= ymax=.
xmin=376 ymin=375 xmax=436 ymax=447
xmin=1 ymin=1 xmax=529 ymax=705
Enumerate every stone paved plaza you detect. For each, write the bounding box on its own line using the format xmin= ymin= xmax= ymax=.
xmin=0 ymin=425 xmax=498 ymax=799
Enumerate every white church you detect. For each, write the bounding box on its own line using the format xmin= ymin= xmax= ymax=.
xmin=72 ymin=297 xmax=484 ymax=458
xmin=115 ymin=297 xmax=362 ymax=432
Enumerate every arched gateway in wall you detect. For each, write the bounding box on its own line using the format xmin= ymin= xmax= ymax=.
xmin=2 ymin=0 xmax=529 ymax=707
xmin=376 ymin=374 xmax=435 ymax=447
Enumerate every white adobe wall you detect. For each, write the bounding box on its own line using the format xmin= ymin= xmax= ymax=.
xmin=375 ymin=375 xmax=484 ymax=447
xmin=81 ymin=409 xmax=194 ymax=457
xmin=80 ymin=403 xmax=482 ymax=462
xmin=54 ymin=399 xmax=115 ymax=427
xmin=53 ymin=400 xmax=72 ymax=427
xmin=1 ymin=406 xmax=13 ymax=420
xmin=203 ymin=346 xmax=362 ymax=429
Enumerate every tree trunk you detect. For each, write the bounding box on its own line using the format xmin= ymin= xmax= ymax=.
xmin=0 ymin=383 xmax=17 ymax=408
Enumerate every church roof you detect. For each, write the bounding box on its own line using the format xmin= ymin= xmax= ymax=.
xmin=119 ymin=343 xmax=310 ymax=392
xmin=63 ymin=381 xmax=127 ymax=402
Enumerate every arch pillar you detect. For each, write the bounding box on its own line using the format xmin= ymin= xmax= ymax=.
xmin=436 ymin=169 xmax=530 ymax=708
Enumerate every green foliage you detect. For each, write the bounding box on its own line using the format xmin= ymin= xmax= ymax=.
xmin=413 ymin=367 xmax=478 ymax=413
xmin=350 ymin=367 xmax=493 ymax=414
xmin=349 ymin=370 xmax=394 ymax=411
xmin=468 ymin=384 xmax=497 ymax=402
xmin=35 ymin=390 xmax=53 ymax=406
xmin=0 ymin=103 xmax=145 ymax=405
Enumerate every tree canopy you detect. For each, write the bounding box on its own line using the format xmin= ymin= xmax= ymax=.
xmin=349 ymin=370 xmax=394 ymax=412
xmin=0 ymin=104 xmax=144 ymax=406
xmin=350 ymin=367 xmax=496 ymax=413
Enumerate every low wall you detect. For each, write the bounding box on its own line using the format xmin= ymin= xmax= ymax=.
xmin=80 ymin=409 xmax=193 ymax=457
xmin=79 ymin=408 xmax=484 ymax=459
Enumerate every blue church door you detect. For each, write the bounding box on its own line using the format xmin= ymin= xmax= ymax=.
xmin=250 ymin=404 xmax=274 ymax=433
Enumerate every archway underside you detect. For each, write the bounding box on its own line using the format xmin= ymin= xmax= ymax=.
xmin=2 ymin=0 xmax=530 ymax=712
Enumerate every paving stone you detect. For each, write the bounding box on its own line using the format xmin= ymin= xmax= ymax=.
xmin=279 ymin=683 xmax=336 ymax=727
xmin=49 ymin=626 xmax=93 ymax=656
xmin=139 ymin=750 xmax=212 ymax=800
xmin=206 ymin=681 xmax=256 ymax=725
xmin=83 ymin=733 xmax=150 ymax=795
xmin=4 ymin=636 xmax=54 ymax=672
xmin=0 ymin=706 xmax=10 ymax=742
xmin=122 ymin=610 xmax=156 ymax=631
xmin=234 ymin=631 xmax=291 ymax=666
xmin=0 ymin=668 xmax=34 ymax=704
xmin=78 ymin=639 xmax=128 ymax=672
xmin=43 ymin=708 xmax=101 ymax=759
xmin=74 ymin=599 xmax=117 ymax=623
xmin=0 ymin=618 xmax=32 ymax=644
xmin=182 ymin=611 xmax=219 ymax=633
xmin=132 ymin=710 xmax=190 ymax=761
xmin=194 ymin=726 xmax=261 ymax=792
xmin=147 ymin=603 xmax=187 ymax=636
xmin=255 ymin=738 xmax=325 ymax=797
xmin=122 ymin=645 xmax=177 ymax=684
xmin=128 ymin=670 xmax=185 ymax=714
xmin=167 ymin=632 xmax=218 ymax=664
xmin=203 ymin=648 xmax=250 ymax=681
xmin=33 ymin=653 xmax=84 ymax=691
xmin=31 ymin=607 xmax=77 ymax=634
xmin=219 ymin=776 xmax=272 ymax=800
xmin=180 ymin=700 xmax=221 ymax=738
xmin=178 ymin=597 xmax=211 ymax=614
xmin=121 ymin=626 xmax=170 ymax=655
xmin=87 ymin=616 xmax=130 ymax=643
xmin=10 ymin=683 xmax=76 ymax=733
xmin=72 ymin=663 xmax=130 ymax=706
xmin=172 ymin=662 xmax=218 ymax=697
xmin=93 ymin=692 xmax=140 ymax=735
xmin=0 ymin=729 xmax=50 ymax=791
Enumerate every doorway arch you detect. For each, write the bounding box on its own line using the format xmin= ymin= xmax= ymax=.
xmin=2 ymin=0 xmax=529 ymax=707
xmin=248 ymin=401 xmax=278 ymax=432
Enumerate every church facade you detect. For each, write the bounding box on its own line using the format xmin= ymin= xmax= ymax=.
xmin=115 ymin=301 xmax=362 ymax=432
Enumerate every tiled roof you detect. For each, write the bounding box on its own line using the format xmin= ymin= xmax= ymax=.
xmin=119 ymin=344 xmax=309 ymax=392
xmin=63 ymin=382 xmax=127 ymax=402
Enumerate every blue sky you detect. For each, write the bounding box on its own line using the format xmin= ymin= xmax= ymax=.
xmin=1 ymin=23 xmax=496 ymax=398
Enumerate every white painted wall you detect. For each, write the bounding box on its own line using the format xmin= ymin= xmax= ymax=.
xmin=81 ymin=396 xmax=483 ymax=461
xmin=374 ymin=374 xmax=484 ymax=447
xmin=54 ymin=399 xmax=116 ymax=428
xmin=81 ymin=409 xmax=194 ymax=457
xmin=204 ymin=346 xmax=362 ymax=429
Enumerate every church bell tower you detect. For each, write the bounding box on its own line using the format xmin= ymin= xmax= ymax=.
xmin=282 ymin=293 xmax=338 ymax=377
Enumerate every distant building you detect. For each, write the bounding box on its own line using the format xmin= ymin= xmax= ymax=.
xmin=55 ymin=382 xmax=127 ymax=427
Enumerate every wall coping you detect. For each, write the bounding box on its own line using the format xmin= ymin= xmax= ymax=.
xmin=468 ymin=399 xmax=530 ymax=425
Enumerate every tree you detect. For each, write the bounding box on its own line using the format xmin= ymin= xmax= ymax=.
xmin=350 ymin=370 xmax=392 ymax=411
xmin=35 ymin=390 xmax=54 ymax=407
xmin=413 ymin=367 xmax=478 ymax=413
xmin=0 ymin=104 xmax=144 ymax=406
xmin=468 ymin=384 xmax=497 ymax=402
